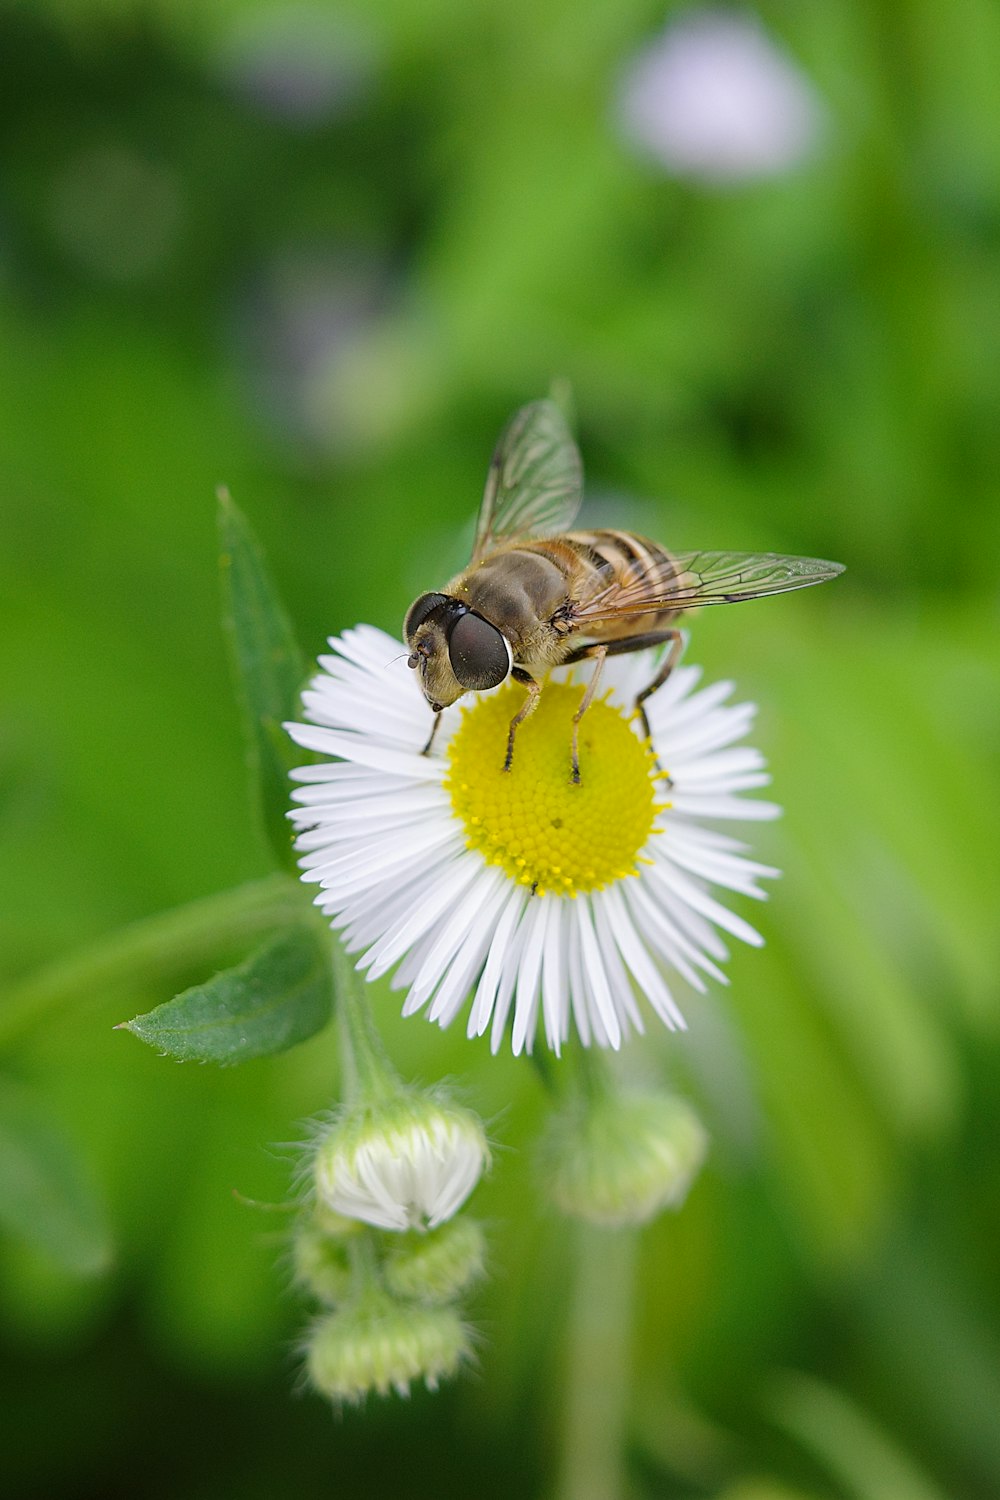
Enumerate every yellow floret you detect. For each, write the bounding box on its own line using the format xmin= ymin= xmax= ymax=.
xmin=444 ymin=682 xmax=661 ymax=897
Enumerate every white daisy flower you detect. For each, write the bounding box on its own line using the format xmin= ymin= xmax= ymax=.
xmin=286 ymin=624 xmax=779 ymax=1055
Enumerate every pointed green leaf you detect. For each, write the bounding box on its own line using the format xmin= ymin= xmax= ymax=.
xmin=0 ymin=1077 xmax=113 ymax=1276
xmin=218 ymin=487 xmax=307 ymax=871
xmin=121 ymin=926 xmax=332 ymax=1064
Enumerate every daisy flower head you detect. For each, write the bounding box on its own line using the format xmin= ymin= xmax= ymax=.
xmin=285 ymin=624 xmax=779 ymax=1055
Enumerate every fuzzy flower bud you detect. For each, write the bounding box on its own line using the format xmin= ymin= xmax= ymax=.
xmin=305 ymin=1290 xmax=471 ymax=1403
xmin=541 ymin=1088 xmax=707 ymax=1228
xmin=383 ymin=1217 xmax=486 ymax=1305
xmin=314 ymin=1091 xmax=490 ymax=1232
xmin=291 ymin=1222 xmax=354 ymax=1306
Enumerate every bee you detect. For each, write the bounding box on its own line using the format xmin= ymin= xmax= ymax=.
xmin=405 ymin=400 xmax=844 ymax=782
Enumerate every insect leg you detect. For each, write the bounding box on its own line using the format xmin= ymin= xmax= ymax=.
xmin=633 ymin=630 xmax=683 ymax=744
xmin=504 ymin=667 xmax=542 ymax=772
xmin=562 ymin=629 xmax=683 ymax=774
xmin=569 ymin=646 xmax=607 ymax=785
xmin=561 ymin=629 xmax=680 ymax=669
xmin=420 ymin=712 xmax=444 ymax=758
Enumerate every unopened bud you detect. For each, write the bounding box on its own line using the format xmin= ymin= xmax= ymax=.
xmin=292 ymin=1223 xmax=353 ymax=1306
xmin=383 ymin=1217 xmax=486 ymax=1304
xmin=305 ymin=1290 xmax=471 ymax=1403
xmin=541 ymin=1088 xmax=707 ymax=1227
xmin=314 ymin=1092 xmax=490 ymax=1232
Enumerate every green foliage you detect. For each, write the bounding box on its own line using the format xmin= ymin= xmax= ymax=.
xmin=0 ymin=0 xmax=998 ymax=1496
xmin=768 ymin=1371 xmax=949 ymax=1500
xmin=0 ymin=1077 xmax=112 ymax=1276
xmin=217 ymin=488 xmax=308 ymax=871
xmin=121 ymin=926 xmax=332 ymax=1064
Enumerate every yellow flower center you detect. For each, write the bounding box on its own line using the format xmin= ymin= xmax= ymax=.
xmin=444 ymin=681 xmax=665 ymax=897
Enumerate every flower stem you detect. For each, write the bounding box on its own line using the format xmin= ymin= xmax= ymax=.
xmin=331 ymin=936 xmax=398 ymax=1104
xmin=0 ymin=873 xmax=308 ymax=1049
xmin=554 ymin=1224 xmax=637 ymax=1500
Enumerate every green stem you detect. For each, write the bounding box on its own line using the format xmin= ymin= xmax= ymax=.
xmin=536 ymin=1036 xmax=612 ymax=1103
xmin=570 ymin=1040 xmax=613 ymax=1104
xmin=332 ymin=936 xmax=399 ymax=1105
xmin=554 ymin=1224 xmax=638 ymax=1500
xmin=347 ymin=1228 xmax=384 ymax=1296
xmin=0 ymin=873 xmax=308 ymax=1049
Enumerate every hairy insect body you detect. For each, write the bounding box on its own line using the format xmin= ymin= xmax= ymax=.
xmin=558 ymin=529 xmax=682 ymax=643
xmin=449 ymin=529 xmax=679 ymax=673
xmin=446 ymin=545 xmax=578 ymax=672
xmin=404 ymin=399 xmax=844 ymax=776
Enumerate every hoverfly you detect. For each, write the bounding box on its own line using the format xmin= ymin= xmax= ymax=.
xmin=405 ymin=400 xmax=844 ymax=782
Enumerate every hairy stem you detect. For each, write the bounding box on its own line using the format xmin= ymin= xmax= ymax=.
xmin=332 ymin=936 xmax=399 ymax=1104
xmin=554 ymin=1224 xmax=637 ymax=1500
xmin=0 ymin=873 xmax=308 ymax=1048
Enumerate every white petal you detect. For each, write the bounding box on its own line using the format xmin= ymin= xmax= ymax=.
xmin=648 ymin=859 xmax=765 ymax=947
xmin=489 ymin=904 xmax=531 ymax=1053
xmin=468 ymin=885 xmax=528 ymax=1039
xmin=575 ymin=895 xmax=622 ymax=1050
xmin=625 ymin=877 xmax=721 ymax=987
xmin=409 ymin=864 xmax=508 ymax=1011
xmin=512 ymin=897 xmax=549 ymax=1056
xmin=541 ymin=898 xmax=567 ymax=1053
xmin=670 ymin=793 xmax=781 ymax=821
xmin=602 ymin=883 xmax=686 ymax=1029
xmin=566 ymin=906 xmax=594 ymax=1047
xmin=284 ymin=723 xmax=442 ymax=780
xmin=290 ymin=760 xmax=377 ymax=784
xmin=301 ymin=821 xmax=458 ymax=888
xmin=664 ymin=823 xmax=779 ymax=895
xmin=364 ymin=856 xmax=478 ymax=980
xmin=428 ymin=872 xmax=511 ymax=1027
xmin=592 ymin=895 xmax=644 ymax=1036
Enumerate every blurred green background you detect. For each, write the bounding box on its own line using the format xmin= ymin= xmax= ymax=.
xmin=1 ymin=0 xmax=998 ymax=1496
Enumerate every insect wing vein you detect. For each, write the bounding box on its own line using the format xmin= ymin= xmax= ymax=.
xmin=472 ymin=400 xmax=583 ymax=562
xmin=570 ymin=550 xmax=845 ymax=624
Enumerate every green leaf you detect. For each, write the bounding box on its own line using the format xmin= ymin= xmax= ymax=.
xmin=121 ymin=926 xmax=333 ymax=1064
xmin=767 ymin=1371 xmax=949 ymax=1500
xmin=0 ymin=1077 xmax=113 ymax=1276
xmin=217 ymin=486 xmax=308 ymax=871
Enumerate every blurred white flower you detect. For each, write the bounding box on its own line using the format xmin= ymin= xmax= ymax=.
xmin=233 ymin=248 xmax=390 ymax=452
xmin=215 ymin=4 xmax=376 ymax=126
xmin=618 ymin=8 xmax=825 ymax=183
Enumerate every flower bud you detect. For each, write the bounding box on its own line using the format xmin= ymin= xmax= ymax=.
xmin=383 ymin=1217 xmax=486 ymax=1305
xmin=312 ymin=1201 xmax=365 ymax=1240
xmin=292 ymin=1222 xmax=353 ymax=1306
xmin=540 ymin=1088 xmax=707 ymax=1228
xmin=314 ymin=1091 xmax=490 ymax=1233
xmin=305 ymin=1290 xmax=471 ymax=1403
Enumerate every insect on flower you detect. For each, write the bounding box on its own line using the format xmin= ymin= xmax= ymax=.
xmin=405 ymin=400 xmax=844 ymax=782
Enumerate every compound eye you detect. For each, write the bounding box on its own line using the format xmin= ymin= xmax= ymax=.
xmin=404 ymin=592 xmax=449 ymax=642
xmin=448 ymin=612 xmax=511 ymax=691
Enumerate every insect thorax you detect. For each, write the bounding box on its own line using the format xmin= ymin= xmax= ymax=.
xmin=445 ymin=548 xmax=572 ymax=661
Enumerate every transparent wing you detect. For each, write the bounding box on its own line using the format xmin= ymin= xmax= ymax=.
xmin=472 ymin=400 xmax=583 ymax=562
xmin=571 ymin=549 xmax=846 ymax=625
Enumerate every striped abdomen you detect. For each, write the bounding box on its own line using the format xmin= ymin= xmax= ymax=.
xmin=529 ymin=529 xmax=681 ymax=641
xmin=453 ymin=528 xmax=681 ymax=673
